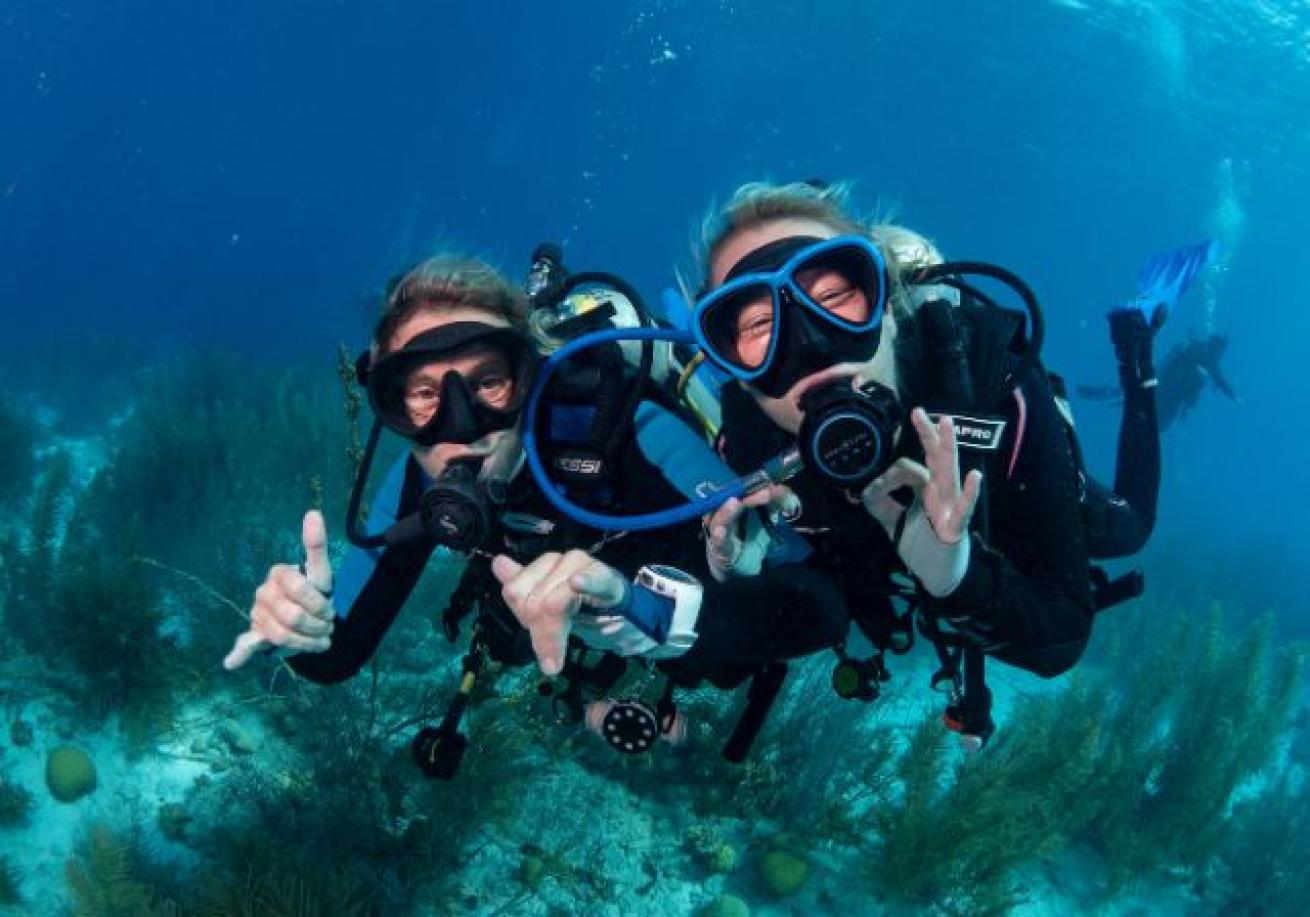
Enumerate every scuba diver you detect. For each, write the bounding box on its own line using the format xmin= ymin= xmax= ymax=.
xmin=684 ymin=180 xmax=1102 ymax=747
xmin=1154 ymin=331 xmax=1239 ymax=429
xmin=224 ymin=249 xmax=850 ymax=775
xmin=1068 ymin=239 xmax=1219 ymax=558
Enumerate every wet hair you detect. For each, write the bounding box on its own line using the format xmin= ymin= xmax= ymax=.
xmin=688 ymin=180 xmax=945 ymax=320
xmin=373 ymin=253 xmax=528 ymax=356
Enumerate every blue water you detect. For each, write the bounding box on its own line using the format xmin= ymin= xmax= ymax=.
xmin=1 ymin=8 xmax=1305 ymax=649
xmin=1 ymin=2 xmax=1308 ymax=910
xmin=4 ymin=0 xmax=1307 ymax=542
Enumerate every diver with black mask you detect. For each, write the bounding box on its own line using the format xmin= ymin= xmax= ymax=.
xmin=223 ymin=254 xmax=549 ymax=679
xmin=689 ymin=182 xmax=1097 ymax=747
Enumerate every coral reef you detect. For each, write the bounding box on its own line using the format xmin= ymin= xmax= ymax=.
xmin=46 ymin=745 xmax=98 ymax=803
xmin=1 ymin=343 xmax=1305 ymax=916
xmin=758 ymin=847 xmax=810 ymax=897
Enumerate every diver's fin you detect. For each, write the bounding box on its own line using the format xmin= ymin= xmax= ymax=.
xmin=1131 ymin=239 xmax=1219 ymax=324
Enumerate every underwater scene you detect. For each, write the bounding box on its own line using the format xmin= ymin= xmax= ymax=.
xmin=2 ymin=1 xmax=1309 ymax=914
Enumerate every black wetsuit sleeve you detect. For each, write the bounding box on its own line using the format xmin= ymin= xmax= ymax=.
xmin=288 ymin=457 xmax=437 ymax=684
xmin=929 ymin=366 xmax=1094 ymax=678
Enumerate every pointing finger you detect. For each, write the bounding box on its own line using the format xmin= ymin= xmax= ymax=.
xmin=501 ymin=553 xmax=561 ymax=616
xmin=223 ymin=630 xmax=268 ymax=670
xmin=491 ymin=554 xmax=524 ymax=586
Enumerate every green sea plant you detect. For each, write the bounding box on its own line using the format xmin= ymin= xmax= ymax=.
xmin=63 ymin=349 xmax=351 ymax=669
xmin=1216 ymin=769 xmax=1310 ymax=915
xmin=170 ymin=637 xmax=543 ymax=912
xmin=1082 ymin=609 xmax=1304 ymax=887
xmin=0 ymin=448 xmax=184 ymax=751
xmin=192 ymin=852 xmax=377 ymax=917
xmin=65 ymin=826 xmax=178 ymax=917
xmin=53 ymin=555 xmax=183 ymax=753
xmin=0 ymin=450 xmax=71 ymax=656
xmin=853 ymin=605 xmax=1304 ymax=911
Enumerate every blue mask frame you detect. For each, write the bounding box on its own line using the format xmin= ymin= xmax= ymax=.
xmin=692 ymin=234 xmax=890 ymax=383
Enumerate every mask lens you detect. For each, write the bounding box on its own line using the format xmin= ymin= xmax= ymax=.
xmin=790 ymin=243 xmax=882 ymax=327
xmin=698 ymin=281 xmax=776 ymax=371
xmin=401 ymin=356 xmax=515 ymax=426
xmin=370 ymin=330 xmax=531 ymax=443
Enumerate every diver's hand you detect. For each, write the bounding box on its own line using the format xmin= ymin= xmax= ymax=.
xmin=704 ymin=484 xmax=799 ymax=581
xmin=491 ymin=550 xmax=627 ymax=676
xmin=223 ymin=510 xmax=336 ymax=670
xmin=861 ymin=409 xmax=980 ymax=597
xmin=864 ymin=408 xmax=981 ymax=544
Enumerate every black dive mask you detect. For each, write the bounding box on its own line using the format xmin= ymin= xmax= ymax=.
xmin=361 ymin=322 xmax=539 ymax=448
xmin=797 ymin=379 xmax=902 ymax=488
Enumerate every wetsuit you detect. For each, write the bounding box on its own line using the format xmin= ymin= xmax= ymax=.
xmin=716 ymin=328 xmax=1094 ymax=679
xmin=289 ymin=400 xmax=848 ymax=685
xmin=1067 ymin=309 xmax=1163 ymax=559
xmin=1157 ymin=334 xmax=1237 ymax=430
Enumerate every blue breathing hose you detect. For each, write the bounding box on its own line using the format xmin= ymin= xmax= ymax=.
xmin=522 ymin=326 xmax=747 ymax=531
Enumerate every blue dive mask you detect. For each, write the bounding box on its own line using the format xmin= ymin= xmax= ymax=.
xmin=693 ymin=235 xmax=889 ymax=399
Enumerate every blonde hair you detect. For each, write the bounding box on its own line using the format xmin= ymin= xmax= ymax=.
xmin=374 ymin=253 xmax=528 ymax=355
xmin=687 ymin=179 xmax=946 ymax=321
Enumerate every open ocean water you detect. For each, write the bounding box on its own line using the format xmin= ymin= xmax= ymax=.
xmin=1 ymin=2 xmax=1308 ymax=914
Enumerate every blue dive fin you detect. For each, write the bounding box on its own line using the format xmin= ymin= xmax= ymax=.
xmin=1131 ymin=239 xmax=1219 ymax=323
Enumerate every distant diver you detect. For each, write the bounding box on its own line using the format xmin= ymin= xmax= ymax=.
xmin=1077 ymin=239 xmax=1235 ymax=432
xmin=1154 ymin=331 xmax=1239 ymax=429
